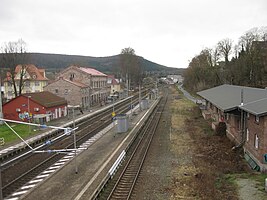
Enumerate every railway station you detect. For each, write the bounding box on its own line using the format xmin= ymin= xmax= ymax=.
xmin=1 ymin=90 xmax=162 ymax=200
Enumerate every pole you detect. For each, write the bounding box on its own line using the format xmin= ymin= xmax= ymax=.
xmin=130 ymin=96 xmax=133 ymax=119
xmin=28 ymin=96 xmax=31 ymax=135
xmin=112 ymin=92 xmax=115 ymax=113
xmin=72 ymin=108 xmax=78 ymax=174
xmin=139 ymin=84 xmax=141 ymax=111
xmin=0 ymin=164 xmax=2 ymax=200
xmin=126 ymin=73 xmax=128 ymax=97
xmin=88 ymin=88 xmax=90 ymax=111
xmin=0 ymin=76 xmax=3 ymax=125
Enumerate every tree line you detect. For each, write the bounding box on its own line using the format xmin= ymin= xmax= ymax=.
xmin=0 ymin=40 xmax=145 ymax=98
xmin=183 ymin=27 xmax=267 ymax=93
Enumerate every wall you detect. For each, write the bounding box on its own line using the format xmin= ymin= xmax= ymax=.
xmin=44 ymin=79 xmax=83 ymax=107
xmin=3 ymin=96 xmax=44 ymax=121
xmin=4 ymin=80 xmax=48 ymax=100
xmin=3 ymin=95 xmax=67 ymax=122
xmin=244 ymin=114 xmax=267 ymax=168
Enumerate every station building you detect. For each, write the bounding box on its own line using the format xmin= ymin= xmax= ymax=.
xmin=44 ymin=65 xmax=109 ymax=109
xmin=2 ymin=91 xmax=67 ymax=123
xmin=198 ymin=84 xmax=267 ymax=172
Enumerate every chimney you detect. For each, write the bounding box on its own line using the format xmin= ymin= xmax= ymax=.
xmin=240 ymin=88 xmax=244 ymax=106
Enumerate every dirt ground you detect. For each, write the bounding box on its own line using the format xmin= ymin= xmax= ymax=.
xmin=135 ymin=85 xmax=267 ymax=199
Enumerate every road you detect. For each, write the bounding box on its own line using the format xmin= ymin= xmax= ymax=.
xmin=177 ymin=84 xmax=197 ymax=103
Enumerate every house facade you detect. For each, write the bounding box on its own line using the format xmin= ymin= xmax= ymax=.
xmin=107 ymin=75 xmax=121 ymax=95
xmin=46 ymin=65 xmax=109 ymax=108
xmin=3 ymin=64 xmax=49 ymax=101
xmin=198 ymin=84 xmax=267 ymax=172
xmin=3 ymin=91 xmax=67 ymax=123
xmin=44 ymin=77 xmax=90 ymax=108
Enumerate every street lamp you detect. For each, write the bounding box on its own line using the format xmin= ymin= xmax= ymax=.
xmin=0 ymin=163 xmax=2 ymax=200
xmin=130 ymin=95 xmax=133 ymax=120
xmin=67 ymin=105 xmax=79 ymax=174
xmin=28 ymin=96 xmax=31 ymax=134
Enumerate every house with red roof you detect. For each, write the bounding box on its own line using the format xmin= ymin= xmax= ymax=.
xmin=3 ymin=64 xmax=49 ymax=101
xmin=3 ymin=91 xmax=67 ymax=123
xmin=45 ymin=65 xmax=109 ymax=108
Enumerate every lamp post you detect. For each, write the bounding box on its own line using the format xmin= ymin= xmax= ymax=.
xmin=130 ymin=95 xmax=133 ymax=119
xmin=72 ymin=107 xmax=78 ymax=174
xmin=0 ymin=74 xmax=4 ymax=199
xmin=0 ymin=163 xmax=2 ymax=200
xmin=28 ymin=96 xmax=31 ymax=135
xmin=0 ymin=76 xmax=3 ymax=125
xmin=68 ymin=105 xmax=79 ymax=174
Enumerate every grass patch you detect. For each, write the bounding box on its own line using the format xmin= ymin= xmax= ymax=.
xmin=215 ymin=174 xmax=238 ymax=190
xmin=246 ymin=173 xmax=267 ymax=191
xmin=0 ymin=123 xmax=35 ymax=146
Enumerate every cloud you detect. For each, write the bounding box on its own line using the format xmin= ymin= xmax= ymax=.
xmin=0 ymin=0 xmax=267 ymax=68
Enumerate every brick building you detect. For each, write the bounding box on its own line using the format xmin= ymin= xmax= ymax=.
xmin=44 ymin=65 xmax=109 ymax=109
xmin=198 ymin=84 xmax=267 ymax=172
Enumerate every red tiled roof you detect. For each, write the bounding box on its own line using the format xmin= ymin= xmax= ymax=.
xmin=22 ymin=91 xmax=67 ymax=108
xmin=112 ymin=78 xmax=119 ymax=85
xmin=79 ymin=67 xmax=107 ymax=76
xmin=5 ymin=64 xmax=49 ymax=81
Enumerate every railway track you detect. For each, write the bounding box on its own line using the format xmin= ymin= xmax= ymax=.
xmin=98 ymin=94 xmax=167 ymax=199
xmin=1 ymin=92 xmax=146 ymax=199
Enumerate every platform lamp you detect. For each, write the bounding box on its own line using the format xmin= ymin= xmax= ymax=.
xmin=28 ymin=95 xmax=31 ymax=135
xmin=0 ymin=163 xmax=2 ymax=200
xmin=67 ymin=105 xmax=79 ymax=174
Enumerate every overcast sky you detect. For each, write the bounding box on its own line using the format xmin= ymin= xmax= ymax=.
xmin=0 ymin=0 xmax=267 ymax=68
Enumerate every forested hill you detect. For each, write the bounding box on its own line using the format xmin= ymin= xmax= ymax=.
xmin=27 ymin=53 xmax=184 ymax=75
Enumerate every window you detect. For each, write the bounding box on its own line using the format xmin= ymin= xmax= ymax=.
xmin=255 ymin=134 xmax=259 ymax=149
xmin=64 ymin=89 xmax=68 ymax=95
xmin=255 ymin=115 xmax=260 ymax=124
xmin=226 ymin=113 xmax=229 ymax=121
xmin=35 ymin=81 xmax=40 ymax=86
xmin=25 ymin=81 xmax=30 ymax=87
xmin=69 ymin=73 xmax=75 ymax=81
xmin=247 ymin=112 xmax=250 ymax=119
xmin=246 ymin=129 xmax=249 ymax=141
xmin=55 ymin=89 xmax=58 ymax=94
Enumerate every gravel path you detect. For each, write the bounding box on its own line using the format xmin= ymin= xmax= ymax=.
xmin=237 ymin=178 xmax=266 ymax=200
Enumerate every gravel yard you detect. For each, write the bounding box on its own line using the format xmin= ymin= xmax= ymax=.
xmin=134 ymin=85 xmax=267 ymax=200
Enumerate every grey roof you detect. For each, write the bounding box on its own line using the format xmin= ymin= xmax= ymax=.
xmin=197 ymin=84 xmax=267 ymax=113
xmin=240 ymin=98 xmax=267 ymax=116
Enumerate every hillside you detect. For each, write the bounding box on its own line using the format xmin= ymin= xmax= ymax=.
xmin=27 ymin=53 xmax=184 ymax=75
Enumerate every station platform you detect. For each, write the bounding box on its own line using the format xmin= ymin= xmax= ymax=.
xmin=4 ymin=99 xmax=159 ymax=200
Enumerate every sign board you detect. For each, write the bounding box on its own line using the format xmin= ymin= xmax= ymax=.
xmin=112 ymin=112 xmax=116 ymax=117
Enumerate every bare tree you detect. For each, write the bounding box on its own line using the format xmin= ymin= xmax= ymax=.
xmin=217 ymin=38 xmax=233 ymax=63
xmin=0 ymin=39 xmax=28 ymax=97
xmin=119 ymin=47 xmax=141 ymax=89
xmin=206 ymin=47 xmax=220 ymax=67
